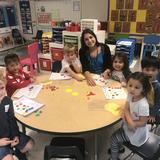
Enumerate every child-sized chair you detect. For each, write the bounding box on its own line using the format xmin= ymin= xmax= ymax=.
xmin=20 ymin=42 xmax=40 ymax=75
xmin=141 ymin=35 xmax=160 ymax=60
xmin=123 ymin=132 xmax=160 ymax=160
xmin=44 ymin=137 xmax=85 ymax=160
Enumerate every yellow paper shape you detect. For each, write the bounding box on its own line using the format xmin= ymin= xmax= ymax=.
xmin=66 ymin=88 xmax=72 ymax=93
xmin=42 ymin=81 xmax=52 ymax=85
xmin=72 ymin=92 xmax=79 ymax=96
xmin=104 ymin=103 xmax=121 ymax=116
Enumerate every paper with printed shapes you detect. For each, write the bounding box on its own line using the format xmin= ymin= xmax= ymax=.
xmin=49 ymin=73 xmax=72 ymax=80
xmin=13 ymin=84 xmax=42 ymax=98
xmin=103 ymin=86 xmax=127 ymax=99
xmin=13 ymin=97 xmax=44 ymax=116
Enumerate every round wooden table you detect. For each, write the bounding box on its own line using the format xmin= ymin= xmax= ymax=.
xmin=15 ymin=74 xmax=126 ymax=160
xmin=15 ymin=74 xmax=125 ymax=134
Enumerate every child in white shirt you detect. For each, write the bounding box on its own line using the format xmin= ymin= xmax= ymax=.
xmin=109 ymin=72 xmax=151 ymax=160
xmin=60 ymin=44 xmax=83 ymax=81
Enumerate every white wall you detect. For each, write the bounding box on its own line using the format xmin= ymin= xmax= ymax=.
xmin=81 ymin=0 xmax=108 ymax=21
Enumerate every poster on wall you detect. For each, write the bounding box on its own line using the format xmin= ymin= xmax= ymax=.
xmin=19 ymin=0 xmax=33 ymax=34
xmin=111 ymin=10 xmax=119 ymax=21
xmin=122 ymin=22 xmax=130 ymax=32
xmin=116 ymin=0 xmax=124 ymax=9
xmin=114 ymin=22 xmax=122 ymax=32
xmin=0 ymin=8 xmax=6 ymax=28
xmin=128 ymin=10 xmax=137 ymax=21
xmin=37 ymin=13 xmax=51 ymax=25
xmin=125 ymin=0 xmax=134 ymax=9
xmin=136 ymin=22 xmax=146 ymax=33
xmin=119 ymin=10 xmax=128 ymax=21
xmin=138 ymin=0 xmax=148 ymax=9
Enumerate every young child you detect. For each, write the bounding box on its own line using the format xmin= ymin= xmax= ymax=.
xmin=141 ymin=56 xmax=160 ymax=124
xmin=151 ymin=49 xmax=160 ymax=82
xmin=110 ymin=52 xmax=131 ymax=87
xmin=0 ymin=70 xmax=34 ymax=160
xmin=109 ymin=72 xmax=151 ymax=160
xmin=60 ymin=44 xmax=83 ymax=81
xmin=4 ymin=53 xmax=35 ymax=97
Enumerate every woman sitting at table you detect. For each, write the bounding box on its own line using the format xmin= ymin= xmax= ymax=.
xmin=79 ymin=28 xmax=112 ymax=86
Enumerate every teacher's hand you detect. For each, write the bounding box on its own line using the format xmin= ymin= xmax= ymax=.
xmin=86 ymin=77 xmax=96 ymax=86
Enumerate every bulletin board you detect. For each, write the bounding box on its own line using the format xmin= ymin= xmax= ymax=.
xmin=35 ymin=0 xmax=80 ymax=28
xmin=109 ymin=0 xmax=160 ymax=35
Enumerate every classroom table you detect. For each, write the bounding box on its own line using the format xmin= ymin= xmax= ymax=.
xmin=14 ymin=74 xmax=126 ymax=160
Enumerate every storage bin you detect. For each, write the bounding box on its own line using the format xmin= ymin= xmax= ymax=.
xmin=39 ymin=58 xmax=51 ymax=71
xmin=51 ymin=48 xmax=63 ymax=61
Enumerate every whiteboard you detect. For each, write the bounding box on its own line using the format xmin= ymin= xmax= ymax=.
xmin=35 ymin=0 xmax=81 ymax=23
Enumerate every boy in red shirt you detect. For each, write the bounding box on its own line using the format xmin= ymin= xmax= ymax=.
xmin=4 ymin=53 xmax=35 ymax=97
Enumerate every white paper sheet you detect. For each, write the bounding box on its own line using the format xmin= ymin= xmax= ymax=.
xmin=103 ymin=86 xmax=127 ymax=99
xmin=13 ymin=84 xmax=43 ymax=98
xmin=49 ymin=72 xmax=72 ymax=80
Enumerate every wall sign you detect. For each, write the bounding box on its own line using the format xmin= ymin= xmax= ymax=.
xmin=37 ymin=13 xmax=51 ymax=25
xmin=19 ymin=0 xmax=33 ymax=34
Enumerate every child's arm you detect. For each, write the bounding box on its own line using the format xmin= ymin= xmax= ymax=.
xmin=6 ymin=75 xmax=31 ymax=89
xmin=23 ymin=71 xmax=36 ymax=83
xmin=71 ymin=59 xmax=82 ymax=73
xmin=65 ymin=67 xmax=83 ymax=81
xmin=6 ymin=97 xmax=19 ymax=138
xmin=124 ymin=102 xmax=148 ymax=130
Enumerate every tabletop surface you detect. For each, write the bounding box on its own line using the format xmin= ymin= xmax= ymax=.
xmin=15 ymin=74 xmax=126 ymax=134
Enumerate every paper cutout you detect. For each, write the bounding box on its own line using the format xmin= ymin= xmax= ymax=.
xmin=87 ymin=91 xmax=96 ymax=96
xmin=104 ymin=103 xmax=121 ymax=116
xmin=72 ymin=92 xmax=79 ymax=96
xmin=66 ymin=88 xmax=72 ymax=93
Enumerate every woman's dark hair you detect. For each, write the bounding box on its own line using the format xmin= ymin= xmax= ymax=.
xmin=112 ymin=52 xmax=131 ymax=78
xmin=127 ymin=72 xmax=151 ymax=96
xmin=80 ymin=28 xmax=99 ymax=51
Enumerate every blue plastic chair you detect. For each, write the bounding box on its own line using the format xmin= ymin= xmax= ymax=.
xmin=142 ymin=35 xmax=160 ymax=59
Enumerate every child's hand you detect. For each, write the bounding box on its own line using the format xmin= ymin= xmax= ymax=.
xmin=121 ymin=82 xmax=126 ymax=87
xmin=11 ymin=136 xmax=19 ymax=147
xmin=101 ymin=69 xmax=111 ymax=79
xmin=75 ymin=75 xmax=84 ymax=81
xmin=148 ymin=116 xmax=156 ymax=123
xmin=0 ymin=138 xmax=13 ymax=146
xmin=121 ymin=112 xmax=126 ymax=122
xmin=30 ymin=76 xmax=36 ymax=83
